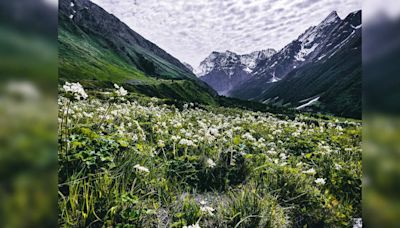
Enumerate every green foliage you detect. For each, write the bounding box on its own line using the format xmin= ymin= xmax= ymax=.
xmin=171 ymin=197 xmax=201 ymax=227
xmin=58 ymin=89 xmax=361 ymax=227
xmin=217 ymin=186 xmax=289 ymax=227
xmin=137 ymin=53 xmax=157 ymax=77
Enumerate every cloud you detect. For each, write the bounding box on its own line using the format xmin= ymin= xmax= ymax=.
xmin=294 ymin=0 xmax=324 ymax=9
xmin=91 ymin=0 xmax=361 ymax=67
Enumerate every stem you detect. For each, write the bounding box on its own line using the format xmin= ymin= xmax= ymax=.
xmin=98 ymin=101 xmax=112 ymax=129
xmin=64 ymin=99 xmax=71 ymax=156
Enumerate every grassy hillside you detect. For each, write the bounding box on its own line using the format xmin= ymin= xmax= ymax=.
xmin=59 ymin=11 xmax=217 ymax=105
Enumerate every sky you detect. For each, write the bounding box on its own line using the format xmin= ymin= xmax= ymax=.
xmin=88 ymin=0 xmax=361 ymax=68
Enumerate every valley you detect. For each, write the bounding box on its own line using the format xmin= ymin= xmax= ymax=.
xmin=58 ymin=0 xmax=362 ymax=227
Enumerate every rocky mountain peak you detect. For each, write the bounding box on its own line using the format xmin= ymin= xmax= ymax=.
xmin=195 ymin=49 xmax=275 ymax=77
xmin=196 ymin=48 xmax=276 ymax=95
xmin=322 ymin=11 xmax=341 ymax=23
xmin=344 ymin=10 xmax=362 ymax=27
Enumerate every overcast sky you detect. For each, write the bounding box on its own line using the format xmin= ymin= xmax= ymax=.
xmin=90 ymin=0 xmax=361 ymax=67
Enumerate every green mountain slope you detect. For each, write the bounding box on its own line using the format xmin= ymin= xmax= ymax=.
xmin=59 ymin=0 xmax=217 ymax=104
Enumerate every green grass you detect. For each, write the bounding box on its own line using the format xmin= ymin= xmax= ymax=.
xmin=59 ymin=27 xmax=151 ymax=83
xmin=58 ymin=89 xmax=362 ymax=227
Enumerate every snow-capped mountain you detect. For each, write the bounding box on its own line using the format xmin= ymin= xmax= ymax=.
xmin=229 ymin=10 xmax=362 ymax=118
xmin=196 ymin=49 xmax=276 ymax=95
xmin=249 ymin=10 xmax=355 ymax=84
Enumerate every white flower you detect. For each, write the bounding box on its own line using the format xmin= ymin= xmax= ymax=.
xmin=200 ymin=206 xmax=215 ymax=216
xmin=183 ymin=223 xmax=201 ymax=228
xmin=63 ymin=82 xmax=88 ymax=100
xmin=115 ymin=86 xmax=128 ymax=97
xmin=83 ymin=112 xmax=93 ymax=118
xmin=242 ymin=132 xmax=255 ymax=141
xmin=132 ymin=134 xmax=138 ymax=142
xmin=335 ymin=163 xmax=342 ymax=170
xmin=206 ymin=158 xmax=216 ymax=168
xmin=315 ymin=178 xmax=326 ymax=185
xmin=303 ymin=168 xmax=316 ymax=175
xmin=158 ymin=140 xmax=165 ymax=148
xmin=200 ymin=200 xmax=207 ymax=205
xmin=279 ymin=153 xmax=287 ymax=160
xmin=208 ymin=127 xmax=219 ymax=136
xmin=134 ymin=164 xmax=149 ymax=173
xmin=179 ymin=138 xmax=195 ymax=147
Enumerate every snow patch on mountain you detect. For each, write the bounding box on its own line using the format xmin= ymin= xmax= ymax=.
xmin=295 ymin=43 xmax=319 ymax=62
xmin=296 ymin=97 xmax=320 ymax=109
xmin=268 ymin=71 xmax=281 ymax=83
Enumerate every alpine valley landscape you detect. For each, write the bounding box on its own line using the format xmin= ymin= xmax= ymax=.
xmin=58 ymin=0 xmax=362 ymax=227
xmin=197 ymin=11 xmax=361 ymax=119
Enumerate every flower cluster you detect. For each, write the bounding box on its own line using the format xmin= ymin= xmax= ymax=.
xmin=114 ymin=84 xmax=128 ymax=97
xmin=63 ymin=82 xmax=88 ymax=100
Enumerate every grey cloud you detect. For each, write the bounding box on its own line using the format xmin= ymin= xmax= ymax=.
xmin=92 ymin=0 xmax=361 ymax=67
xmin=294 ymin=0 xmax=323 ymax=9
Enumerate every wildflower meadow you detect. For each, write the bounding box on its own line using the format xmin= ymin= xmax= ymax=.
xmin=58 ymin=83 xmax=361 ymax=227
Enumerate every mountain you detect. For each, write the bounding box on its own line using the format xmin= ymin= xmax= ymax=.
xmin=228 ymin=10 xmax=362 ymax=118
xmin=183 ymin=62 xmax=194 ymax=72
xmin=196 ymin=49 xmax=276 ymax=96
xmin=59 ymin=0 xmax=217 ymax=104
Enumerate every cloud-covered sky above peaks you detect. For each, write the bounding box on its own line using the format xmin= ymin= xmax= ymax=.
xmin=91 ymin=0 xmax=361 ymax=67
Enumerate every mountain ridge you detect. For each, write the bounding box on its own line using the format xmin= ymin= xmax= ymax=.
xmin=199 ymin=10 xmax=362 ymax=118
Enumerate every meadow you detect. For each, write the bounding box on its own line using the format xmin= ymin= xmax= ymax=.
xmin=58 ymin=83 xmax=361 ymax=227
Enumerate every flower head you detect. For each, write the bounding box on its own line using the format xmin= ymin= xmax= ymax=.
xmin=157 ymin=140 xmax=165 ymax=148
xmin=134 ymin=164 xmax=149 ymax=173
xmin=206 ymin=158 xmax=216 ymax=168
xmin=179 ymin=138 xmax=195 ymax=147
xmin=200 ymin=205 xmax=215 ymax=216
xmin=303 ymin=168 xmax=316 ymax=175
xmin=114 ymin=84 xmax=128 ymax=97
xmin=63 ymin=82 xmax=88 ymax=100
xmin=315 ymin=178 xmax=326 ymax=185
